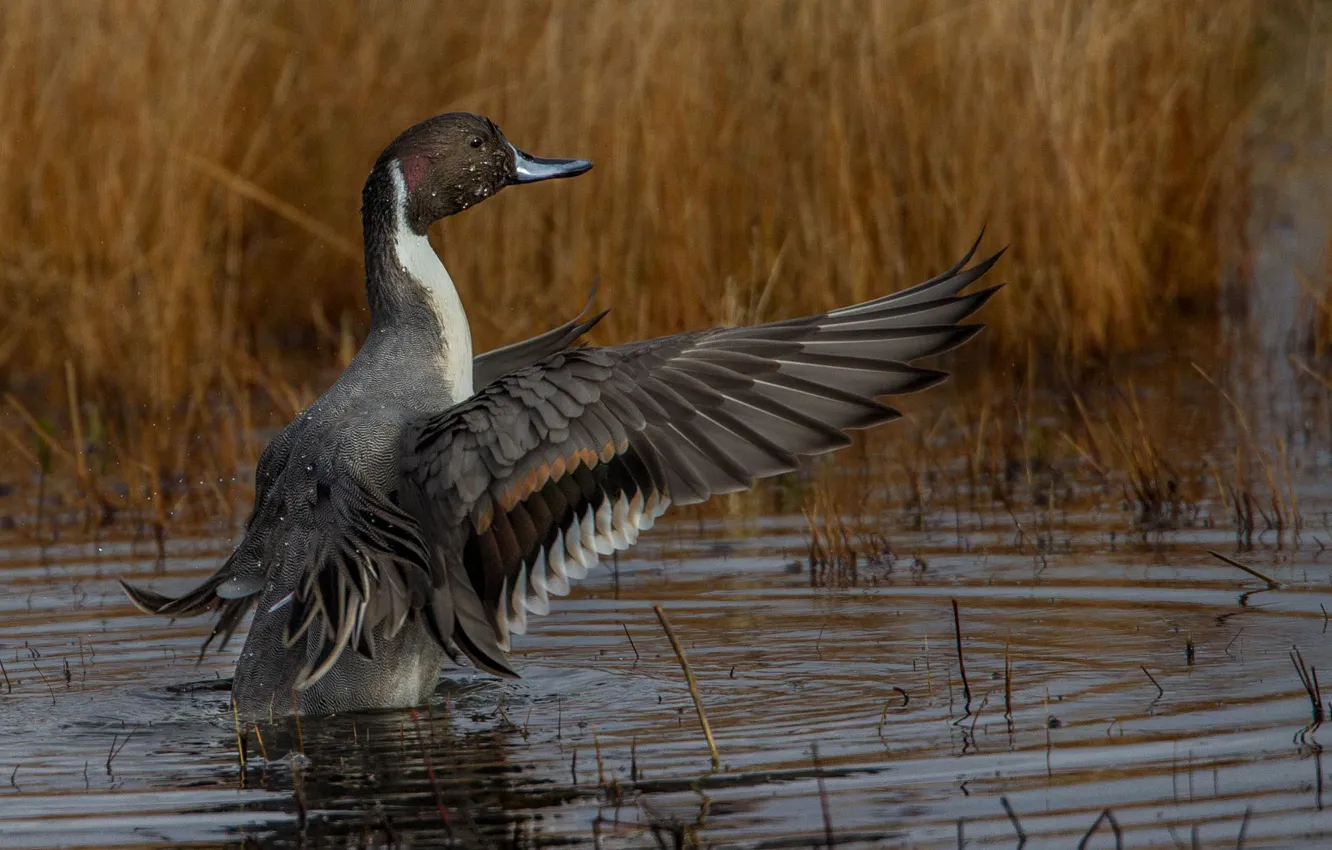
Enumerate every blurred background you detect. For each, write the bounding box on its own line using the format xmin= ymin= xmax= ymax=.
xmin=0 ymin=0 xmax=1328 ymax=517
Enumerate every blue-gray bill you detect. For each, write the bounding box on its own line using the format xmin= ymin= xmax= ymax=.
xmin=509 ymin=142 xmax=593 ymax=183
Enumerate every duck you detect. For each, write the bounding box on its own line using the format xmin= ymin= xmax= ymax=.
xmin=122 ymin=112 xmax=1004 ymax=718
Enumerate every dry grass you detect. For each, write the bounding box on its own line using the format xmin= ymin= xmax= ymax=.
xmin=791 ymin=334 xmax=1332 ymax=571
xmin=0 ymin=0 xmax=1319 ymax=518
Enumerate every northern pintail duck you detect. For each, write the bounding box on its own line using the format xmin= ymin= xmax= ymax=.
xmin=123 ymin=112 xmax=1003 ymax=718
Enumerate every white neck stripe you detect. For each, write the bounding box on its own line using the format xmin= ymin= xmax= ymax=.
xmin=389 ymin=162 xmax=474 ymax=399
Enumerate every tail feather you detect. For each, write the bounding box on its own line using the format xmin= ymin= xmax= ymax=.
xmin=119 ymin=572 xmax=225 ymax=618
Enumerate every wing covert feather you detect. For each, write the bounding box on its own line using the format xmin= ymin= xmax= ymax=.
xmin=401 ymin=241 xmax=1004 ymax=670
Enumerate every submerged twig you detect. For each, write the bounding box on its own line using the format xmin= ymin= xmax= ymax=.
xmin=252 ymin=723 xmax=269 ymax=762
xmin=411 ymin=708 xmax=452 ymax=833
xmin=105 ymin=731 xmax=131 ymax=775
xmin=1004 ymin=640 xmax=1014 ymax=722
xmin=593 ymin=727 xmax=605 ymax=786
xmin=1000 ymin=796 xmax=1027 ymax=848
xmin=813 ymin=743 xmax=835 ymax=848
xmin=1141 ymin=665 xmax=1164 ymax=700
xmin=1208 ymin=550 xmax=1280 ymax=589
xmin=29 ymin=661 xmax=55 ymax=705
xmin=231 ymin=697 xmax=246 ymax=785
xmin=877 ymin=688 xmax=909 ymax=736
xmin=654 ymin=604 xmax=720 ymax=769
xmin=1291 ymin=646 xmax=1325 ymax=728
xmin=1078 ymin=808 xmax=1124 ymax=849
xmin=951 ymin=599 xmax=972 ymax=713
xmin=967 ymin=692 xmax=990 ymax=739
xmin=1224 ymin=628 xmax=1244 ymax=659
xmin=622 ymin=622 xmax=640 ymax=662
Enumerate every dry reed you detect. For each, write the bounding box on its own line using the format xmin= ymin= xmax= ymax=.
xmin=0 ymin=0 xmax=1318 ymax=516
xmin=653 ymin=604 xmax=720 ymax=770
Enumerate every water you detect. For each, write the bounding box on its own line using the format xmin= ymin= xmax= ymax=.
xmin=3 ymin=498 xmax=1332 ymax=848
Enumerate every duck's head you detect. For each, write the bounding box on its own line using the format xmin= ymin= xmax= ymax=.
xmin=374 ymin=112 xmax=592 ymax=234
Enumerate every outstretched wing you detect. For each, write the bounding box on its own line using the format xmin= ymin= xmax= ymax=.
xmin=471 ymin=284 xmax=607 ymax=387
xmin=401 ymin=238 xmax=1004 ymax=675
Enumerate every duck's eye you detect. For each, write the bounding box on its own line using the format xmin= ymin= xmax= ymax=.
xmin=470 ymin=137 xmax=483 ymax=149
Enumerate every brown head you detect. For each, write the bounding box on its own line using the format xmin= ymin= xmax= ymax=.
xmin=373 ymin=112 xmax=592 ymax=235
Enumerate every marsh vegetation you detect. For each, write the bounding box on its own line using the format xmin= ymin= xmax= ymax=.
xmin=1 ymin=0 xmax=1324 ymax=520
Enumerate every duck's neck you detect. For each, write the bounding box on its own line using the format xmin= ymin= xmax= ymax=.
xmin=361 ymin=160 xmax=474 ymax=398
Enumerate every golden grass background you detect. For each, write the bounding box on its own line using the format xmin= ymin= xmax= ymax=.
xmin=0 ymin=0 xmax=1326 ymax=519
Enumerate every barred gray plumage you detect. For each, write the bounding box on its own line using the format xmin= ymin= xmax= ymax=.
xmin=121 ymin=111 xmax=1002 ymax=717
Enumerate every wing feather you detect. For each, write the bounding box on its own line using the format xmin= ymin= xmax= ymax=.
xmin=400 ymin=240 xmax=1003 ymax=669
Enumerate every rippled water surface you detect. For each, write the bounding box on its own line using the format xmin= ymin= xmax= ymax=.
xmin=4 ymin=497 xmax=1332 ymax=848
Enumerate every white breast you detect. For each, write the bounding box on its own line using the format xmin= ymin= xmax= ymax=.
xmin=390 ymin=163 xmax=474 ymax=399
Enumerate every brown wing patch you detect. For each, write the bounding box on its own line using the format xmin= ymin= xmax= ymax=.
xmin=457 ymin=436 xmax=672 ymax=654
xmin=490 ymin=444 xmax=612 ymax=522
xmin=497 ymin=461 xmax=552 ymax=515
xmin=473 ymin=501 xmax=495 ymax=535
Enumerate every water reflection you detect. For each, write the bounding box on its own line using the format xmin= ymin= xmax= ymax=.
xmin=238 ymin=706 xmax=542 ymax=846
xmin=5 ymin=506 xmax=1332 ymax=846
